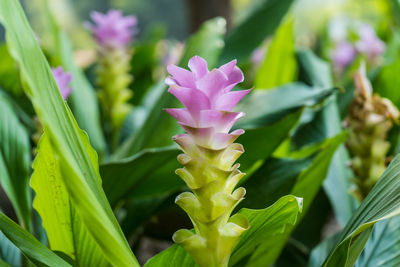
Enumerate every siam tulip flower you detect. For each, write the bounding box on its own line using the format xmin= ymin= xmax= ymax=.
xmin=52 ymin=66 xmax=72 ymax=100
xmin=331 ymin=41 xmax=356 ymax=70
xmin=346 ymin=63 xmax=399 ymax=201
xmin=87 ymin=9 xmax=137 ymax=146
xmin=165 ymin=55 xmax=251 ymax=267
xmin=355 ymin=24 xmax=385 ymax=62
xmin=86 ymin=10 xmax=138 ymax=49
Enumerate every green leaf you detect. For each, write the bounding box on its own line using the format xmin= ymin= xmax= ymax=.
xmin=241 ymin=132 xmax=347 ymax=266
xmin=54 ymin=31 xmax=106 ymax=157
xmin=235 ymin=83 xmax=336 ymax=129
xmin=0 ymin=212 xmax=71 ymax=267
xmin=0 ymin=223 xmax=21 ymax=267
xmin=254 ymin=18 xmax=297 ymax=89
xmin=102 ymin=147 xmax=181 ymax=206
xmin=144 ymin=195 xmax=303 ymax=267
xmin=374 ymin=47 xmax=400 ymax=109
xmin=0 ymin=93 xmax=31 ymax=230
xmin=144 ymin=244 xmax=194 ymax=267
xmin=0 ymin=1 xmax=139 ymax=266
xmin=236 ymin=109 xmax=302 ymax=172
xmin=241 ymin=157 xmax=313 ymax=209
xmin=296 ymin=50 xmax=358 ymax=226
xmin=355 ymin=215 xmax=400 ymax=267
xmin=39 ymin=0 xmax=106 ymax=156
xmin=31 ymin=134 xmax=108 ymax=266
xmin=220 ymin=0 xmax=295 ymax=63
xmin=0 ymin=44 xmax=23 ymax=96
xmin=115 ymin=17 xmax=227 ymax=159
xmin=322 ymin=154 xmax=400 ymax=266
xmin=230 ymin=195 xmax=303 ymax=266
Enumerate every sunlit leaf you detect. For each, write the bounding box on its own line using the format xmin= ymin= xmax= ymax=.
xmin=255 ymin=18 xmax=297 ymax=89
xmin=221 ymin=0 xmax=295 ymax=62
xmin=31 ymin=134 xmax=108 ymax=266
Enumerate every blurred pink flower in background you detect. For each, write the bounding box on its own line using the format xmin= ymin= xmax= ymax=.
xmin=332 ymin=41 xmax=357 ymax=69
xmin=86 ymin=9 xmax=138 ymax=49
xmin=356 ymin=24 xmax=386 ymax=62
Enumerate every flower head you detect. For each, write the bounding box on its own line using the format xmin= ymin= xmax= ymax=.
xmin=52 ymin=67 xmax=72 ymax=100
xmin=331 ymin=41 xmax=356 ymax=69
xmin=356 ymin=24 xmax=385 ymax=62
xmin=165 ymin=56 xmax=250 ymax=150
xmin=87 ymin=9 xmax=138 ymax=49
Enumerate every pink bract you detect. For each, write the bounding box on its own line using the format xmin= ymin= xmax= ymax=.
xmin=165 ymin=56 xmax=250 ymax=150
xmin=87 ymin=9 xmax=137 ymax=49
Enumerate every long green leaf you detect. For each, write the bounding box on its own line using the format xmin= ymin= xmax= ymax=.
xmin=296 ymin=50 xmax=358 ymax=226
xmin=0 ymin=93 xmax=31 ymax=230
xmin=220 ymin=0 xmax=294 ymax=62
xmin=322 ymin=154 xmax=400 ymax=266
xmin=254 ymin=18 xmax=297 ymax=89
xmin=0 ymin=212 xmax=71 ymax=267
xmin=0 ymin=1 xmax=139 ymax=266
xmin=54 ymin=31 xmax=106 ymax=156
xmin=31 ymin=134 xmax=108 ymax=266
xmin=39 ymin=0 xmax=105 ymax=156
xmin=0 ymin=220 xmax=21 ymax=267
xmin=235 ymin=83 xmax=336 ymax=129
xmin=355 ymin=215 xmax=400 ymax=267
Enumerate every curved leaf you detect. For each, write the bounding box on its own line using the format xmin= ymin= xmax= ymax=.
xmin=322 ymin=154 xmax=400 ymax=266
xmin=0 ymin=93 xmax=31 ymax=230
xmin=241 ymin=132 xmax=347 ymax=266
xmin=144 ymin=195 xmax=303 ymax=267
xmin=0 ymin=212 xmax=71 ymax=267
xmin=43 ymin=1 xmax=106 ymax=156
xmin=235 ymin=83 xmax=336 ymax=129
xmin=254 ymin=18 xmax=297 ymax=89
xmin=0 ymin=222 xmax=21 ymax=267
xmin=355 ymin=215 xmax=400 ymax=267
xmin=296 ymin=49 xmax=358 ymax=226
xmin=31 ymin=134 xmax=108 ymax=266
xmin=0 ymin=1 xmax=139 ymax=266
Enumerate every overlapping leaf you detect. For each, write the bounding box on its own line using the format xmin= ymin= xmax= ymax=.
xmin=321 ymin=154 xmax=400 ymax=266
xmin=0 ymin=93 xmax=31 ymax=230
xmin=0 ymin=212 xmax=71 ymax=267
xmin=31 ymin=134 xmax=108 ymax=266
xmin=0 ymin=1 xmax=139 ymax=266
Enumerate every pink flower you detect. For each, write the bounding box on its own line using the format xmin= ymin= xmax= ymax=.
xmin=87 ymin=9 xmax=138 ymax=49
xmin=165 ymin=56 xmax=250 ymax=150
xmin=356 ymin=24 xmax=385 ymax=62
xmin=52 ymin=67 xmax=72 ymax=100
xmin=331 ymin=41 xmax=357 ymax=70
